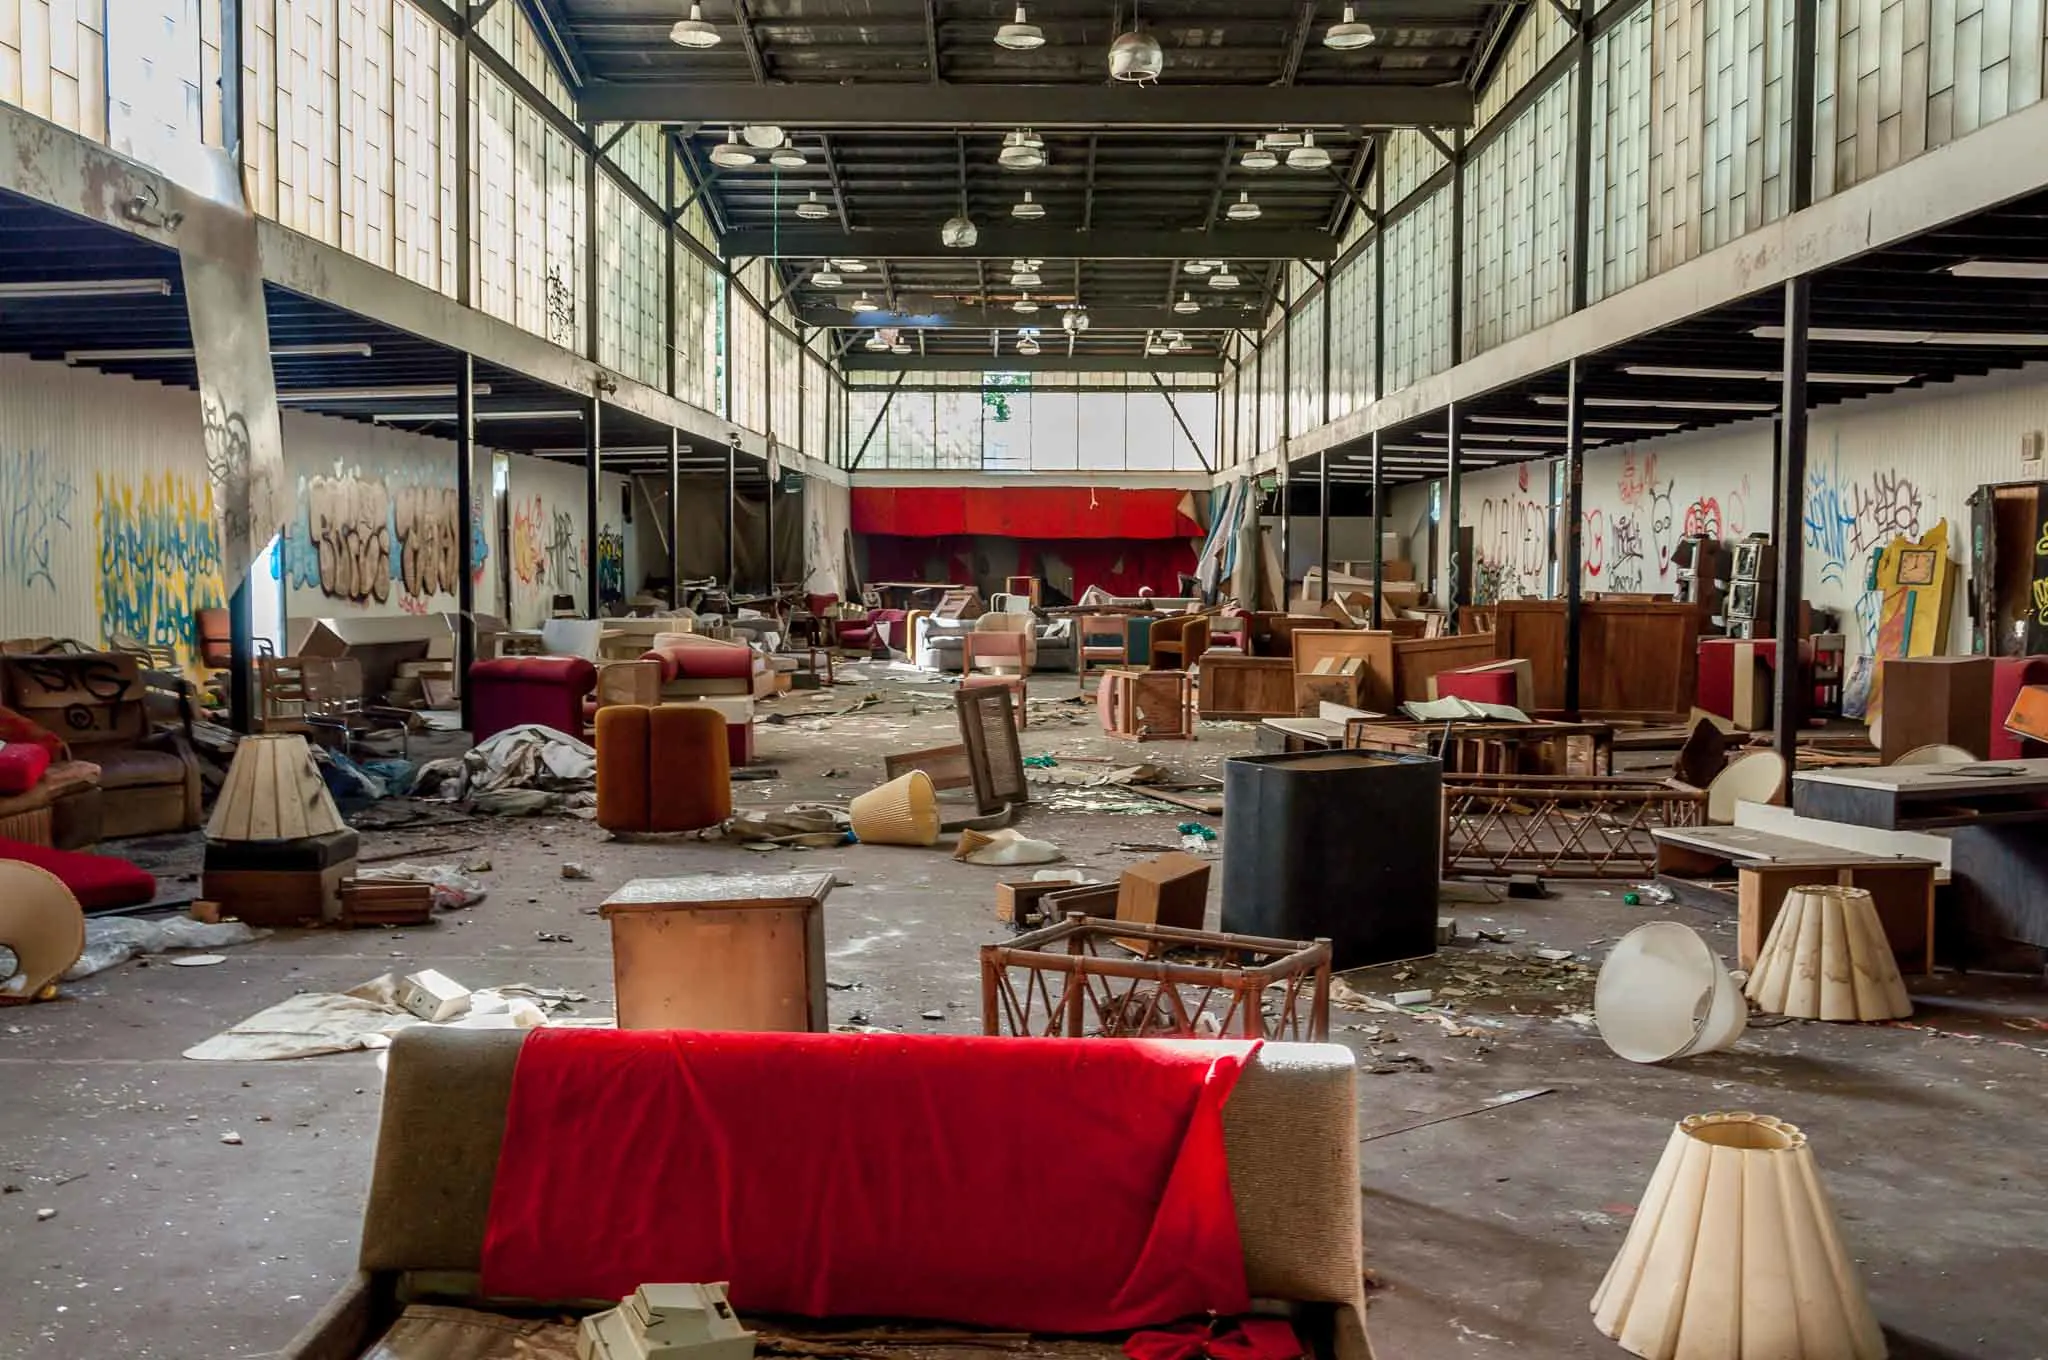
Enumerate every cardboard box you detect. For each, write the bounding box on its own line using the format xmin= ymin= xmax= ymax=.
xmin=1731 ymin=642 xmax=1771 ymax=731
xmin=1116 ymin=852 xmax=1212 ymax=942
xmin=294 ymin=615 xmax=457 ymax=701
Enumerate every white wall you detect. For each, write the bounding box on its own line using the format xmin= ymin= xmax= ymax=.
xmin=1406 ymin=364 xmax=2048 ymax=672
xmin=801 ymin=474 xmax=851 ymax=597
xmin=498 ymin=454 xmax=637 ymax=629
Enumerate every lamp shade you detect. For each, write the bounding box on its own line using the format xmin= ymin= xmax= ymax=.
xmin=207 ymin=734 xmax=347 ymax=842
xmin=1745 ymin=885 xmax=1912 ymax=1022
xmin=1592 ymin=1112 xmax=1886 ymax=1360
xmin=0 ymin=862 xmax=84 ymax=1003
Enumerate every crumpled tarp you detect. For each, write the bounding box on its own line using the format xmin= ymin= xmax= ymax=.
xmin=412 ymin=725 xmax=597 ymax=816
xmin=727 ymin=803 xmax=851 ymax=847
xmin=64 ymin=917 xmax=268 ymax=980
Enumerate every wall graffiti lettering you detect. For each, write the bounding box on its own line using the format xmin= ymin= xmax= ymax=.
xmin=471 ymin=491 xmax=491 ymax=585
xmin=0 ymin=448 xmax=77 ymax=592
xmin=1681 ymin=495 xmax=1721 ymax=540
xmin=1616 ymin=450 xmax=1659 ymax=509
xmin=1474 ymin=493 xmax=1550 ymax=599
xmin=545 ymin=509 xmax=582 ymax=590
xmin=1851 ymin=469 xmax=1923 ymax=555
xmin=199 ymin=391 xmax=254 ymax=553
xmin=1583 ymin=508 xmax=1605 ymax=580
xmin=1608 ymin=513 xmax=1645 ymax=592
xmin=1648 ymin=479 xmax=1676 ymax=581
xmin=95 ymin=471 xmax=225 ymax=666
xmin=596 ymin=527 xmax=625 ymax=604
xmin=511 ymin=496 xmax=547 ymax=586
xmin=284 ymin=469 xmax=464 ymax=606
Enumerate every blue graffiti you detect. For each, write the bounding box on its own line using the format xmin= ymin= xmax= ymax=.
xmin=95 ymin=472 xmax=224 ymax=664
xmin=1802 ymin=443 xmax=1857 ymax=586
xmin=1 ymin=449 xmax=78 ymax=592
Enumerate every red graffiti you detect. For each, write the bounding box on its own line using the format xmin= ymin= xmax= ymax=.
xmin=1682 ymin=496 xmax=1722 ymax=539
xmin=1583 ymin=508 xmax=1605 ymax=579
xmin=1616 ymin=451 xmax=1659 ymax=509
xmin=1517 ymin=463 xmax=1530 ymax=493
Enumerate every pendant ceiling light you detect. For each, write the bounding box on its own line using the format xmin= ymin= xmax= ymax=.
xmin=1012 ymin=190 xmax=1046 ymax=220
xmin=1062 ymin=309 xmax=1090 ymax=333
xmin=1167 ymin=336 xmax=1192 ymax=352
xmin=1013 ymin=296 xmax=1040 ymax=313
xmin=1146 ymin=338 xmax=1168 ymax=356
xmin=709 ymin=129 xmax=754 ymax=168
xmin=1109 ymin=28 xmax=1164 ymax=83
xmin=741 ymin=125 xmax=786 ymax=149
xmin=1225 ymin=190 xmax=1262 ymax=221
xmin=1241 ymin=138 xmax=1278 ymax=171
xmin=1323 ymin=4 xmax=1376 ymax=50
xmin=995 ymin=4 xmax=1046 ymax=50
xmin=1208 ymin=265 xmax=1241 ymax=289
xmin=1182 ymin=258 xmax=1215 ymax=275
xmin=890 ymin=339 xmax=914 ymax=354
xmin=1173 ymin=291 xmax=1200 ymax=314
xmin=1011 ymin=267 xmax=1043 ymax=287
xmin=851 ymin=292 xmax=879 ymax=310
xmin=811 ymin=267 xmax=844 ymax=288
xmin=669 ymin=1 xmax=721 ymax=48
xmin=833 ymin=257 xmax=870 ymax=272
xmin=795 ymin=190 xmax=831 ymax=220
xmin=1161 ymin=329 xmax=1183 ymax=341
xmin=998 ymin=129 xmax=1048 ymax=170
xmin=864 ymin=331 xmax=891 ymax=351
xmin=1017 ymin=333 xmax=1042 ymax=355
xmin=769 ymin=139 xmax=807 ymax=168
xmin=1286 ymin=131 xmax=1331 ymax=170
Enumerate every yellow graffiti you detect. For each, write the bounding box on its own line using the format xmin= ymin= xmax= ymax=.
xmin=512 ymin=495 xmax=547 ymax=585
xmin=2033 ymin=575 xmax=2048 ymax=627
xmin=2037 ymin=522 xmax=2048 ymax=556
xmin=95 ymin=471 xmax=225 ymax=670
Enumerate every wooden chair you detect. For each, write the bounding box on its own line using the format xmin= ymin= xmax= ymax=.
xmin=302 ymin=657 xmax=412 ymax=759
xmin=1150 ymin=614 xmax=1211 ymax=672
xmin=1077 ymin=615 xmax=1130 ymax=690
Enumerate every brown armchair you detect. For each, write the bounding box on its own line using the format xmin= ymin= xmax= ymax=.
xmin=1149 ymin=614 xmax=1212 ymax=671
xmin=1 ymin=649 xmax=202 ymax=838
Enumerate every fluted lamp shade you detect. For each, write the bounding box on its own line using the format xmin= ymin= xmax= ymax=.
xmin=207 ymin=734 xmax=347 ymax=842
xmin=1745 ymin=885 xmax=1912 ymax=1022
xmin=1593 ymin=1112 xmax=1886 ymax=1360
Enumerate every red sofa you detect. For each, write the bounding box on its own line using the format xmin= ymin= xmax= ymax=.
xmin=468 ymin=657 xmax=598 ymax=743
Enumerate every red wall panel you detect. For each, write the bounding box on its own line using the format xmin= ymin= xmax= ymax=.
xmin=853 ymin=487 xmax=1200 ymax=540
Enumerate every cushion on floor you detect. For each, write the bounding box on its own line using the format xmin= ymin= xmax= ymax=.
xmin=0 ymin=837 xmax=156 ymax=911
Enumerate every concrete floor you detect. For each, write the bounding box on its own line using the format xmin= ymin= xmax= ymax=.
xmin=5 ymin=662 xmax=2047 ymax=1359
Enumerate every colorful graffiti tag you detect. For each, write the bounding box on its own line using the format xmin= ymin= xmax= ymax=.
xmin=596 ymin=527 xmax=626 ymax=604
xmin=95 ymin=471 xmax=225 ymax=665
xmin=1 ymin=448 xmax=77 ymax=593
xmin=283 ymin=468 xmax=465 ymax=605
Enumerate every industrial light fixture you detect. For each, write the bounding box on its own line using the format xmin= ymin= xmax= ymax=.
xmin=995 ymin=3 xmax=1046 ymax=49
xmin=1173 ymin=292 xmax=1200 ymax=314
xmin=1012 ymin=190 xmax=1046 ymax=220
xmin=1017 ymin=333 xmax=1042 ymax=356
xmin=1323 ymin=4 xmax=1376 ymax=49
xmin=1946 ymin=260 xmax=2048 ymax=280
xmin=850 ymin=292 xmax=880 ymax=310
xmin=769 ymin=139 xmax=807 ymax=169
xmin=1109 ymin=3 xmax=1163 ymax=84
xmin=0 ymin=278 xmax=172 ymax=299
xmin=1467 ymin=415 xmax=1684 ymax=433
xmin=833 ymin=257 xmax=871 ymax=272
xmin=890 ymin=339 xmax=914 ymax=354
xmin=1010 ymin=264 xmax=1043 ymax=287
xmin=277 ymin=383 xmax=490 ymax=402
xmin=942 ymin=215 xmax=979 ymax=248
xmin=1286 ymin=132 xmax=1331 ymax=170
xmin=64 ymin=341 xmax=373 ymax=364
xmin=1183 ymin=258 xmax=1215 ymax=275
xmin=1622 ymin=363 xmax=1915 ymax=384
xmin=669 ymin=1 xmax=721 ymax=48
xmin=1533 ymin=394 xmax=1777 ymax=414
xmin=1146 ymin=337 xmax=1168 ymax=356
xmin=795 ymin=190 xmax=832 ymax=220
xmin=1750 ymin=324 xmax=2048 ymax=347
xmin=864 ymin=331 xmax=892 ymax=351
xmin=1167 ymin=337 xmax=1192 ymax=353
xmin=1013 ymin=296 xmax=1040 ymax=313
xmin=810 ymin=267 xmax=844 ymax=288
xmin=373 ymin=408 xmax=576 ymax=423
xmin=999 ymin=129 xmax=1048 ymax=170
xmin=1225 ymin=190 xmax=1262 ymax=221
xmin=1207 ymin=265 xmax=1241 ymax=289
xmin=1160 ymin=329 xmax=1183 ymax=341
xmin=741 ymin=125 xmax=786 ymax=149
xmin=709 ymin=129 xmax=754 ymax=168
xmin=1062 ymin=309 xmax=1090 ymax=334
xmin=1240 ymin=139 xmax=1279 ymax=171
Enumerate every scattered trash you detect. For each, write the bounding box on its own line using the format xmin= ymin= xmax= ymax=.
xmin=920 ymin=1009 xmax=945 ymax=1021
xmin=1367 ymin=1053 xmax=1435 ymax=1076
xmin=956 ymin=827 xmax=1062 ymax=866
xmin=1178 ymin=833 xmax=1216 ymax=856
xmin=36 ymin=1207 xmax=56 ymax=1222
xmin=64 ymin=917 xmax=267 ymax=981
xmin=169 ymin=954 xmax=228 ymax=967
xmin=1632 ymin=882 xmax=1676 ymax=906
xmin=354 ymin=863 xmax=488 ymax=911
xmin=731 ymin=767 xmax=781 ymax=781
xmin=1391 ymin=988 xmax=1435 ymax=1006
xmin=561 ymin=862 xmax=592 ymax=881
xmin=1022 ymin=755 xmax=1059 ymax=768
xmin=1437 ymin=917 xmax=1458 ymax=946
xmin=728 ymin=804 xmax=853 ymax=848
xmin=463 ymin=857 xmax=493 ymax=873
xmin=1534 ymin=948 xmax=1577 ymax=962
xmin=412 ymin=724 xmax=597 ymax=816
xmin=220 ymin=1132 xmax=243 ymax=1145
xmin=1175 ymin=822 xmax=1217 ymax=840
xmin=535 ymin=931 xmax=574 ymax=943
xmin=396 ymin=969 xmax=472 ymax=1022
xmin=1030 ymin=763 xmax=1161 ymax=789
xmin=1358 ymin=1088 xmax=1554 ymax=1143
xmin=1622 ymin=892 xmax=1642 ymax=906
xmin=184 ymin=973 xmax=575 ymax=1061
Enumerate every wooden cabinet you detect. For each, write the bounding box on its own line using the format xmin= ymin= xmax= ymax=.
xmin=601 ymin=872 xmax=832 ymax=1032
xmin=1472 ymin=598 xmax=1708 ymax=720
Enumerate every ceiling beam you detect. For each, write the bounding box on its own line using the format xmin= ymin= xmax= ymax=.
xmin=725 ymin=226 xmax=1339 ymax=260
xmin=842 ymin=353 xmax=1222 ymax=373
xmin=796 ymin=302 xmax=1261 ymax=329
xmin=577 ymin=82 xmax=1476 ymax=129
xmin=729 ymin=0 xmax=768 ymax=83
xmin=1279 ymin=0 xmax=1319 ymax=84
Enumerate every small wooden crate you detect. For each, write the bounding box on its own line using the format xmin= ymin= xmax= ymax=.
xmin=1099 ymin=669 xmax=1194 ymax=741
xmin=981 ymin=915 xmax=1332 ymax=1040
xmin=337 ymin=879 xmax=435 ymax=928
xmin=1197 ymin=654 xmax=1295 ymax=720
xmin=601 ymin=872 xmax=833 ymax=1032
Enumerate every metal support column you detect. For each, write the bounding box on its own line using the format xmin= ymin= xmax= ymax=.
xmin=456 ymin=354 xmax=477 ymax=733
xmin=1369 ymin=430 xmax=1385 ymax=629
xmin=1444 ymin=403 xmax=1463 ymax=630
xmin=725 ymin=440 xmax=739 ymax=588
xmin=665 ymin=142 xmax=679 ymax=396
xmin=1772 ymin=278 xmax=1812 ymax=765
xmin=1448 ymin=129 xmax=1465 ymax=365
xmin=764 ymin=463 xmax=777 ymax=594
xmin=454 ymin=6 xmax=471 ymax=308
xmin=1569 ymin=0 xmax=1594 ymax=313
xmin=1279 ymin=272 xmax=1293 ymax=595
xmin=220 ymin=0 xmax=253 ymax=735
xmin=1372 ymin=138 xmax=1386 ymax=403
xmin=585 ymin=392 xmax=603 ymax=617
xmin=667 ymin=430 xmax=682 ymax=606
xmin=1318 ymin=450 xmax=1331 ymax=602
xmin=584 ymin=124 xmax=601 ymax=361
xmin=1562 ymin=358 xmax=1588 ymax=718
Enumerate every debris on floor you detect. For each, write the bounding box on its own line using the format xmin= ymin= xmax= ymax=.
xmin=64 ymin=916 xmax=268 ymax=981
xmin=182 ymin=972 xmax=580 ymax=1061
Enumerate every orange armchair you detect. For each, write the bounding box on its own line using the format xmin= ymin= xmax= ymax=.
xmin=1149 ymin=615 xmax=1211 ymax=671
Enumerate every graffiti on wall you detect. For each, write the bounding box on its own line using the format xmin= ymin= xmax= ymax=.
xmin=545 ymin=509 xmax=581 ymax=592
xmin=1802 ymin=440 xmax=1928 ymax=656
xmin=596 ymin=527 xmax=625 ymax=604
xmin=95 ymin=472 xmax=224 ymax=665
xmin=512 ymin=496 xmax=547 ymax=585
xmin=283 ymin=467 xmax=468 ymax=608
xmin=1473 ymin=490 xmax=1551 ymax=600
xmin=1 ymin=449 xmax=78 ymax=592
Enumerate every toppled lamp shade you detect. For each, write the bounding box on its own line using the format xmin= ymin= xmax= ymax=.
xmin=1595 ymin=921 xmax=1747 ymax=1063
xmin=1592 ymin=1112 xmax=1886 ymax=1360
xmin=849 ymin=770 xmax=941 ymax=846
xmin=1745 ymin=885 xmax=1912 ymax=1022
xmin=207 ymin=734 xmax=348 ymax=841
xmin=0 ymin=862 xmax=84 ymax=1003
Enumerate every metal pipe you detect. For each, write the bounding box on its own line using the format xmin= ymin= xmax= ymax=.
xmin=1318 ymin=450 xmax=1331 ymax=603
xmin=1772 ymin=277 xmax=1812 ymax=765
xmin=763 ymin=457 xmax=777 ymax=595
xmin=1562 ymin=358 xmax=1587 ymax=718
xmin=585 ymin=392 xmax=603 ymax=617
xmin=456 ymin=354 xmax=477 ymax=734
xmin=1569 ymin=0 xmax=1594 ymax=313
xmin=667 ymin=429 xmax=682 ymax=606
xmin=1369 ymin=430 xmax=1384 ymax=628
xmin=725 ymin=439 xmax=739 ymax=589
xmin=1444 ymin=402 xmax=1463 ymax=630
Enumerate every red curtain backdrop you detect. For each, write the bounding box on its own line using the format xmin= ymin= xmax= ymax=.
xmin=852 ymin=487 xmax=1202 ymax=540
xmin=862 ymin=535 xmax=1195 ymax=600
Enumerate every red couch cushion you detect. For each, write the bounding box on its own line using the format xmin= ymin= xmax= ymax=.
xmin=481 ymin=1030 xmax=1252 ymax=1330
xmin=0 ymin=838 xmax=156 ymax=911
xmin=471 ymin=657 xmax=598 ymax=688
xmin=0 ymin=741 xmax=51 ymax=796
xmin=641 ymin=643 xmax=753 ymax=680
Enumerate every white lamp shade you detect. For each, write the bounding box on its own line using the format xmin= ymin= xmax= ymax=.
xmin=669 ymin=2 xmax=720 ymax=47
xmin=1592 ymin=1112 xmax=1887 ymax=1360
xmin=1745 ymin=885 xmax=1913 ymax=1021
